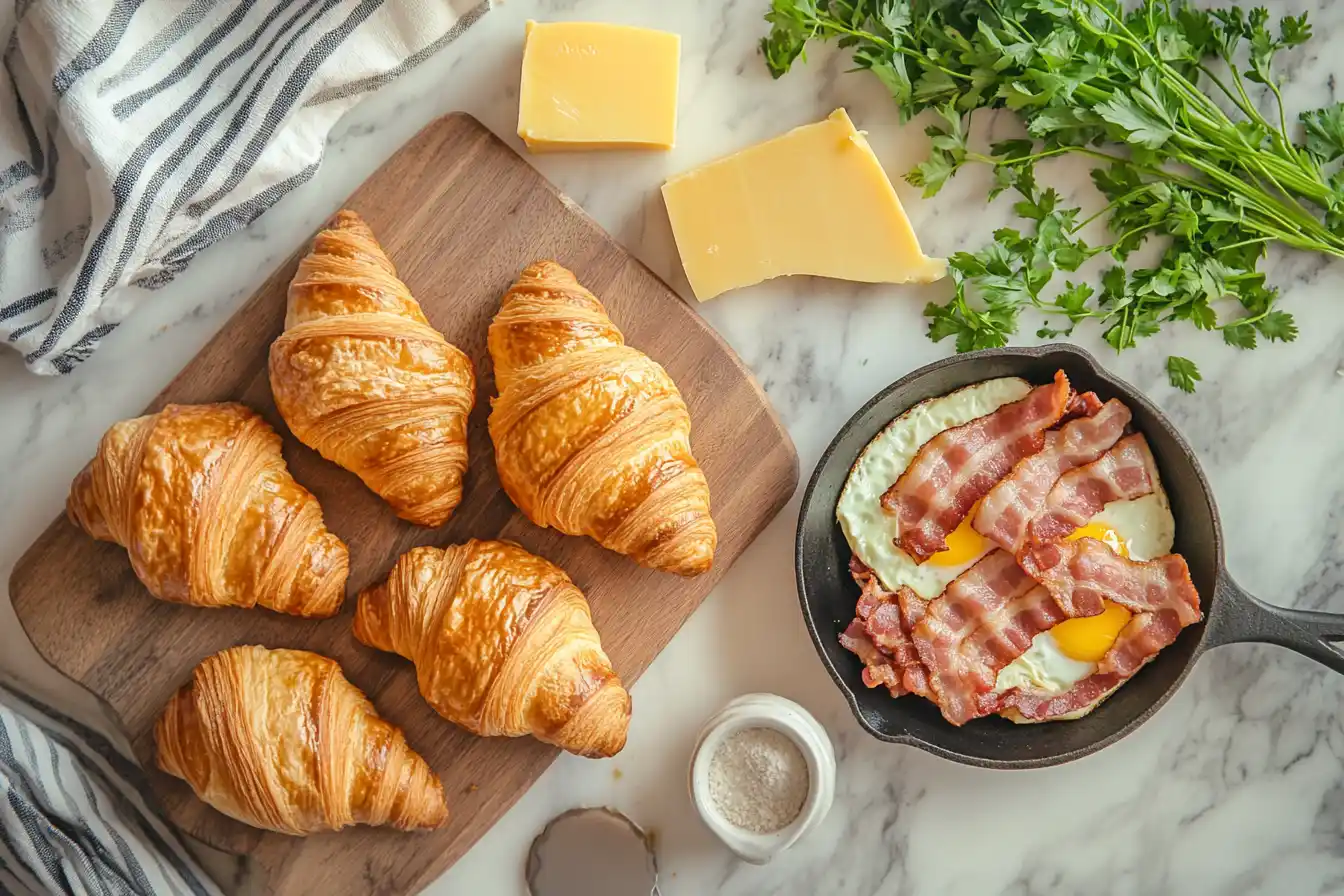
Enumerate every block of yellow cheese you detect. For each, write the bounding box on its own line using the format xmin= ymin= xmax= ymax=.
xmin=661 ymin=109 xmax=947 ymax=302
xmin=517 ymin=21 xmax=680 ymax=152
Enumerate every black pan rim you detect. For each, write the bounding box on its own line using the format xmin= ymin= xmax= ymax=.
xmin=794 ymin=343 xmax=1225 ymax=769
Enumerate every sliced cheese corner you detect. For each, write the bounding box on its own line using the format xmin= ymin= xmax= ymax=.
xmin=660 ymin=109 xmax=947 ymax=302
xmin=517 ymin=20 xmax=680 ymax=152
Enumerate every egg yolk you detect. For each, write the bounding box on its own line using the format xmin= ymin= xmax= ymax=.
xmin=928 ymin=501 xmax=988 ymax=567
xmin=1065 ymin=522 xmax=1130 ymax=558
xmin=1050 ymin=601 xmax=1133 ymax=663
xmin=1053 ymin=523 xmax=1133 ymax=662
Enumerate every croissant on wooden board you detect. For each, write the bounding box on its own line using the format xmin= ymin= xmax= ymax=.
xmin=488 ymin=261 xmax=717 ymax=576
xmin=269 ymin=209 xmax=476 ymax=528
xmin=354 ymin=539 xmax=631 ymax=758
xmin=156 ymin=646 xmax=448 ymax=836
xmin=67 ymin=402 xmax=348 ymax=617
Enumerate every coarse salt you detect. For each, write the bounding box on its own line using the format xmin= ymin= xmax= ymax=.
xmin=707 ymin=727 xmax=809 ymax=834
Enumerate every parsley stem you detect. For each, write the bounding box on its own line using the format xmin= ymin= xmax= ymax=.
xmin=1184 ymin=69 xmax=1311 ymax=186
xmin=1071 ymin=195 xmax=1135 ymax=233
xmin=1196 ymin=63 xmax=1263 ymax=126
xmin=1178 ymin=154 xmax=1334 ymax=244
xmin=1225 ymin=63 xmax=1274 ymax=136
xmin=1111 ymin=222 xmax=1159 ymax=247
xmin=807 ymin=17 xmax=975 ymax=85
xmin=1265 ymin=80 xmax=1293 ymax=151
xmin=986 ymin=0 xmax=1033 ymax=43
xmin=1177 ymin=107 xmax=1328 ymax=202
xmin=967 ymin=147 xmax=1075 ymax=167
xmin=1214 ymin=306 xmax=1272 ymax=330
xmin=1080 ymin=144 xmax=1339 ymax=254
xmin=1216 ymin=236 xmax=1272 ymax=253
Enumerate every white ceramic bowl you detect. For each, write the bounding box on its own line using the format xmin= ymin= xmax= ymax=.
xmin=688 ymin=693 xmax=836 ymax=864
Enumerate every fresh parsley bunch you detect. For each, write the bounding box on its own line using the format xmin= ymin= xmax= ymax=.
xmin=762 ymin=0 xmax=1343 ymax=391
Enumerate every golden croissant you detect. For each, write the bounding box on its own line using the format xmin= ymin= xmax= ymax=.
xmin=488 ymin=261 xmax=716 ymax=576
xmin=156 ymin=646 xmax=447 ymax=835
xmin=354 ymin=539 xmax=631 ymax=758
xmin=269 ymin=209 xmax=476 ymax=527
xmin=67 ymin=402 xmax=348 ymax=617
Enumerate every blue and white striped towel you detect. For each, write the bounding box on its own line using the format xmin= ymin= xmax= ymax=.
xmin=0 ymin=685 xmax=219 ymax=896
xmin=0 ymin=0 xmax=490 ymax=374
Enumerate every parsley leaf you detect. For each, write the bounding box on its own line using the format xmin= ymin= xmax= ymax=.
xmin=1167 ymin=356 xmax=1202 ymax=393
xmin=1281 ymin=14 xmax=1312 ymax=48
xmin=906 ymin=103 xmax=966 ymax=197
xmin=1096 ymin=91 xmax=1175 ymax=150
xmin=1222 ymin=321 xmax=1258 ymax=349
xmin=1256 ymin=310 xmax=1299 ymax=342
xmin=1301 ymin=102 xmax=1344 ymax=162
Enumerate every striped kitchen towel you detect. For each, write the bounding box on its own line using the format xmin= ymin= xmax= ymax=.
xmin=0 ymin=685 xmax=220 ymax=896
xmin=0 ymin=0 xmax=490 ymax=375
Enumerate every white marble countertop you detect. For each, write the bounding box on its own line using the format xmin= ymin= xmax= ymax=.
xmin=4 ymin=1 xmax=1344 ymax=894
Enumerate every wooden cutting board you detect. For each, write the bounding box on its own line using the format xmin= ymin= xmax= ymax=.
xmin=9 ymin=113 xmax=798 ymax=895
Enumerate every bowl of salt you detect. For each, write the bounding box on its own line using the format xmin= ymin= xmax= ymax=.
xmin=688 ymin=693 xmax=836 ymax=864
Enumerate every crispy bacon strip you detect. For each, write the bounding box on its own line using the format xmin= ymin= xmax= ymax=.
xmin=878 ymin=588 xmax=931 ymax=697
xmin=1019 ymin=538 xmax=1201 ymax=623
xmin=881 ymin=371 xmax=1073 ymax=562
xmin=841 ymin=559 xmax=905 ymax=695
xmin=910 ymin=550 xmax=1079 ymax=725
xmin=974 ymin=399 xmax=1132 ymax=553
xmin=864 ymin=592 xmax=915 ymax=666
xmin=839 ymin=619 xmax=905 ymax=695
xmin=1001 ymin=671 xmax=1120 ymax=720
xmin=964 ymin=584 xmax=1069 ymax=670
xmin=1029 ymin=433 xmax=1158 ymax=543
xmin=841 ymin=559 xmax=931 ymax=697
xmin=853 ymin=564 xmax=887 ymax=620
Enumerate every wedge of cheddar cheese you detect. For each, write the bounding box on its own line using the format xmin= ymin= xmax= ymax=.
xmin=662 ymin=109 xmax=946 ymax=302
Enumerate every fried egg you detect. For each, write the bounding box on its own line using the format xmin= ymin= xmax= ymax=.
xmin=837 ymin=373 xmax=1177 ymax=723
xmin=994 ymin=481 xmax=1174 ymax=721
xmin=836 ymin=377 xmax=1032 ymax=598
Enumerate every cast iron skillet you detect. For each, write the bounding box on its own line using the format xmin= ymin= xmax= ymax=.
xmin=796 ymin=343 xmax=1344 ymax=769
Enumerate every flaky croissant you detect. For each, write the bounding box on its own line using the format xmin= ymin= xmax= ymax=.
xmin=354 ymin=539 xmax=631 ymax=758
xmin=488 ymin=261 xmax=716 ymax=576
xmin=156 ymin=646 xmax=447 ymax=835
xmin=269 ymin=210 xmax=476 ymax=527
xmin=67 ymin=402 xmax=347 ymax=617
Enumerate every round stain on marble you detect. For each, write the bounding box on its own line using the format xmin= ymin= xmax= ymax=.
xmin=526 ymin=807 xmax=658 ymax=896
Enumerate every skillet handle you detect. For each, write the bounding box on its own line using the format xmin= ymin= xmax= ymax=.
xmin=1206 ymin=577 xmax=1344 ymax=674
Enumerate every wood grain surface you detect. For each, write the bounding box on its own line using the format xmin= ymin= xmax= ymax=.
xmin=8 ymin=113 xmax=798 ymax=895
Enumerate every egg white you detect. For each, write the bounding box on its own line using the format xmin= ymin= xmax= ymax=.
xmin=994 ymin=632 xmax=1093 ymax=696
xmin=1089 ymin=488 xmax=1174 ymax=563
xmin=836 ymin=377 xmax=1031 ymax=599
